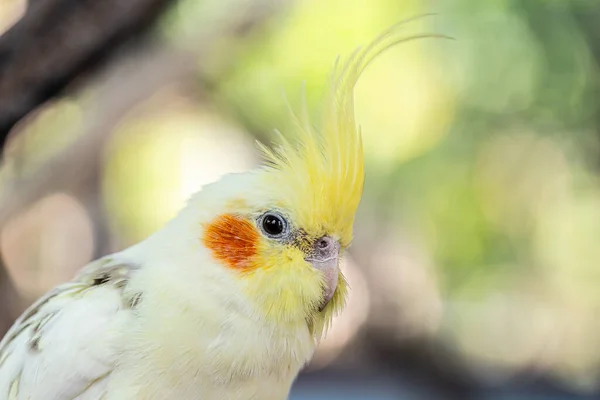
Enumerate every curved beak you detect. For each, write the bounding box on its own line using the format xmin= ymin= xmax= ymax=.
xmin=308 ymin=257 xmax=339 ymax=309
xmin=306 ymin=236 xmax=340 ymax=310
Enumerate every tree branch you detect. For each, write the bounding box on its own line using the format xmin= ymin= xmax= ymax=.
xmin=0 ymin=0 xmax=177 ymax=151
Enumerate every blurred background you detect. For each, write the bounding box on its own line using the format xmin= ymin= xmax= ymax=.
xmin=1 ymin=0 xmax=600 ymax=399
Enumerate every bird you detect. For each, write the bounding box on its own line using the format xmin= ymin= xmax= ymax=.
xmin=0 ymin=22 xmax=434 ymax=399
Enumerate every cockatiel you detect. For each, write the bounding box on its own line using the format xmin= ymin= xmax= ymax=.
xmin=0 ymin=24 xmax=426 ymax=399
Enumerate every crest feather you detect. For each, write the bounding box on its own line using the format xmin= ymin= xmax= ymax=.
xmin=258 ymin=17 xmax=450 ymax=244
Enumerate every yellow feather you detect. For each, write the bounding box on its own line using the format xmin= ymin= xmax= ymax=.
xmin=245 ymin=18 xmax=452 ymax=338
xmin=257 ymin=17 xmax=451 ymax=248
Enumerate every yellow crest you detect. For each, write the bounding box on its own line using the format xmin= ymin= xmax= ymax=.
xmin=258 ymin=18 xmax=448 ymax=246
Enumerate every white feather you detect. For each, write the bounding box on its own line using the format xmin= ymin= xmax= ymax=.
xmin=0 ymin=173 xmax=317 ymax=399
xmin=0 ymin=259 xmax=135 ymax=400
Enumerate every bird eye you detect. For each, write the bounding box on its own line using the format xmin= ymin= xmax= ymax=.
xmin=260 ymin=212 xmax=288 ymax=239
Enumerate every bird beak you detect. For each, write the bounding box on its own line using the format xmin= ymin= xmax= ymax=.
xmin=306 ymin=236 xmax=340 ymax=311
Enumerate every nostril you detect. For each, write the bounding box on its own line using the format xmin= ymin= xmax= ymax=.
xmin=311 ymin=236 xmax=340 ymax=261
xmin=318 ymin=239 xmax=329 ymax=249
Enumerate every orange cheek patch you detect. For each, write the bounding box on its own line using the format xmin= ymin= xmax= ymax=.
xmin=202 ymin=214 xmax=260 ymax=270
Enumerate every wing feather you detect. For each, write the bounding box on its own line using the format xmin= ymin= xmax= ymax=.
xmin=0 ymin=257 xmax=141 ymax=400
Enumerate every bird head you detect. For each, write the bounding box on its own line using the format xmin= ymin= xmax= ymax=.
xmin=196 ymin=53 xmax=365 ymax=337
xmin=164 ymin=25 xmax=435 ymax=338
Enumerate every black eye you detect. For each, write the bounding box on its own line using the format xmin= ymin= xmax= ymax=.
xmin=260 ymin=212 xmax=287 ymax=238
